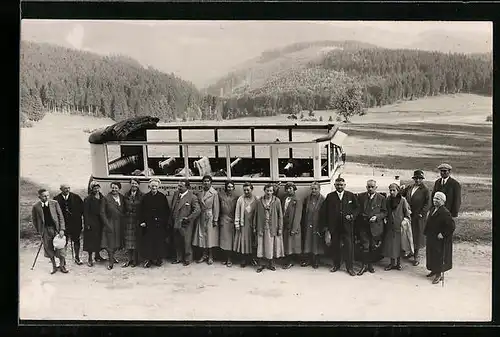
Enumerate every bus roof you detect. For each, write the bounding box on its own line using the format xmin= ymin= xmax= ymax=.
xmin=88 ymin=116 xmax=342 ymax=145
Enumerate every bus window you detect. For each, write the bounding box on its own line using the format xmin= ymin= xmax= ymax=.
xmin=107 ymin=144 xmax=144 ymax=176
xmin=229 ymin=145 xmax=271 ymax=179
xmin=147 ymin=145 xmax=181 ymax=176
xmin=187 ymin=145 xmax=228 ymax=178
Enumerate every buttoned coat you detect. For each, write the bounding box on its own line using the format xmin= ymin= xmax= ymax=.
xmin=170 ymin=190 xmax=201 ymax=234
xmin=320 ymin=190 xmax=360 ymax=235
xmin=402 ymin=183 xmax=430 ymax=250
xmin=356 ymin=192 xmax=387 ymax=238
xmin=301 ymin=193 xmax=326 ymax=255
xmin=424 ymin=205 xmax=455 ymax=272
xmin=192 ymin=187 xmax=220 ymax=248
xmin=53 ymin=192 xmax=84 ymax=240
xmin=282 ymin=194 xmax=303 ymax=255
xmin=431 ymin=177 xmax=461 ymax=218
xmin=100 ymin=193 xmax=125 ymax=250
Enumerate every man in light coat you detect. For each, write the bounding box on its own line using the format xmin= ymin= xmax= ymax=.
xmin=31 ymin=188 xmax=68 ymax=274
xmin=170 ymin=179 xmax=201 ymax=266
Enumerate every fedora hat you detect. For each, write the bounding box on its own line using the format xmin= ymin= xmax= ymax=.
xmin=412 ymin=170 xmax=425 ymax=179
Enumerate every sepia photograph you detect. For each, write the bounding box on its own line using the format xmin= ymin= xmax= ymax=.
xmin=19 ymin=19 xmax=492 ymax=321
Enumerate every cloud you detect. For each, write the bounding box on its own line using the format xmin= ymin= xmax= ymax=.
xmin=65 ymin=24 xmax=85 ymax=49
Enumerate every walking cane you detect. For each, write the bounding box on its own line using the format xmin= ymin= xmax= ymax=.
xmin=442 ymin=238 xmax=446 ymax=288
xmin=31 ymin=232 xmax=44 ymax=270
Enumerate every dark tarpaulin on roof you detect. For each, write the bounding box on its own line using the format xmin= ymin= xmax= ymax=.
xmin=88 ymin=116 xmax=160 ymax=144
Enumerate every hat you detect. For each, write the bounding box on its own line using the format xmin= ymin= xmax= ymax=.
xmin=412 ymin=170 xmax=425 ymax=179
xmin=438 ymin=163 xmax=452 ymax=171
xmin=89 ymin=181 xmax=100 ymax=188
xmin=53 ymin=235 xmax=66 ymax=250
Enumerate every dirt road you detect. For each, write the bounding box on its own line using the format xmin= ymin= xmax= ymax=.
xmin=19 ymin=241 xmax=491 ymax=321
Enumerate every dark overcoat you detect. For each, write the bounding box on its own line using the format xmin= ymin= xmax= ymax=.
xmin=431 ymin=177 xmax=461 ymax=218
xmin=123 ymin=189 xmax=144 ymax=250
xmin=100 ymin=193 xmax=125 ymax=250
xmin=402 ymin=184 xmax=430 ymax=250
xmin=356 ymin=192 xmax=387 ymax=239
xmin=424 ymin=206 xmax=455 ymax=273
xmin=320 ymin=190 xmax=360 ymax=235
xmin=301 ymin=193 xmax=326 ymax=255
xmin=54 ymin=192 xmax=84 ymax=240
xmin=83 ymin=192 xmax=105 ymax=253
xmin=138 ymin=191 xmax=171 ymax=260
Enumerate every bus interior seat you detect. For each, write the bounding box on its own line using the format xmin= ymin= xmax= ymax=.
xmin=109 ymin=154 xmax=140 ymax=174
xmin=194 ymin=156 xmax=212 ymax=176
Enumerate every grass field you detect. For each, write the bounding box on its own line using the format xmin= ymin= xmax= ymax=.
xmin=19 ymin=94 xmax=492 ymax=242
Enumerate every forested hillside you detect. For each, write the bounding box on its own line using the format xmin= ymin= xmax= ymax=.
xmin=207 ymin=42 xmax=493 ymax=120
xmin=20 ymin=41 xmax=206 ymax=124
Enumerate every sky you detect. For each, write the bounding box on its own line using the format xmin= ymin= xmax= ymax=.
xmin=21 ymin=20 xmax=492 ymax=88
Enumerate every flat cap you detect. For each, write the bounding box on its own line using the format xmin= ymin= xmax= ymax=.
xmin=437 ymin=163 xmax=452 ymax=170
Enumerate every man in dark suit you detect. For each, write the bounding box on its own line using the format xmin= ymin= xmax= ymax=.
xmin=355 ymin=179 xmax=387 ymax=275
xmin=431 ymin=163 xmax=461 ymax=223
xmin=31 ymin=188 xmax=68 ymax=274
xmin=170 ymin=179 xmax=201 ymax=266
xmin=320 ymin=177 xmax=360 ymax=276
xmin=402 ymin=170 xmax=431 ymax=266
xmin=54 ymin=184 xmax=84 ymax=265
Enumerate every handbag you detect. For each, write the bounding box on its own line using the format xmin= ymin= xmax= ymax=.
xmin=324 ymin=230 xmax=332 ymax=247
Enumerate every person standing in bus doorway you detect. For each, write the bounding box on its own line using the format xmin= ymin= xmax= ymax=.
xmin=83 ymin=181 xmax=106 ymax=267
xmin=54 ymin=184 xmax=84 ymax=265
xmin=320 ymin=177 xmax=359 ymax=276
xmin=138 ymin=178 xmax=171 ymax=268
xmin=301 ymin=181 xmax=326 ymax=269
xmin=431 ymin=163 xmax=461 ymax=230
xmin=234 ymin=182 xmax=257 ymax=268
xmin=281 ymin=182 xmax=303 ymax=269
xmin=355 ymin=180 xmax=387 ymax=275
xmin=401 ymin=170 xmax=430 ymax=266
xmin=31 ymin=189 xmax=68 ymax=274
xmin=122 ymin=178 xmax=144 ymax=268
xmin=100 ymin=182 xmax=125 ymax=270
xmin=218 ymin=180 xmax=238 ymax=267
xmin=193 ymin=175 xmax=220 ymax=265
xmin=254 ymin=183 xmax=285 ymax=273
xmin=170 ymin=179 xmax=200 ymax=266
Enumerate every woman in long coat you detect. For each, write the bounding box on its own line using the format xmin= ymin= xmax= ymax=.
xmin=254 ymin=183 xmax=284 ymax=273
xmin=193 ymin=175 xmax=220 ymax=265
xmin=122 ymin=178 xmax=144 ymax=268
xmin=100 ymin=182 xmax=125 ymax=270
xmin=382 ymin=183 xmax=411 ymax=271
xmin=218 ymin=180 xmax=238 ymax=267
xmin=424 ymin=191 xmax=455 ymax=284
xmin=83 ymin=181 xmax=106 ymax=266
xmin=281 ymin=182 xmax=303 ymax=269
xmin=301 ymin=181 xmax=325 ymax=269
xmin=233 ymin=182 xmax=257 ymax=267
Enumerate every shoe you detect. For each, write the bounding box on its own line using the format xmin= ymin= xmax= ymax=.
xmin=426 ymin=272 xmax=436 ymax=278
xmin=282 ymin=263 xmax=293 ymax=270
xmin=59 ymin=265 xmax=69 ymax=273
xmin=50 ymin=267 xmax=58 ymax=274
xmin=130 ymin=262 xmax=136 ymax=268
xmin=300 ymin=261 xmax=310 ymax=267
xmin=143 ymin=260 xmax=151 ymax=268
xmin=240 ymin=262 xmax=247 ymax=268
xmin=357 ymin=264 xmax=367 ymax=276
xmin=256 ymin=266 xmax=265 ymax=273
xmin=413 ymin=260 xmax=420 ymax=266
xmin=107 ymin=265 xmax=113 ymax=270
xmin=267 ymin=265 xmax=276 ymax=271
xmin=197 ymin=256 xmax=207 ymax=263
xmin=432 ymin=274 xmax=443 ymax=284
xmin=226 ymin=261 xmax=232 ymax=267
xmin=367 ymin=265 xmax=375 ymax=273
xmin=207 ymin=258 xmax=214 ymax=265
xmin=384 ymin=264 xmax=394 ymax=271
xmin=171 ymin=260 xmax=182 ymax=264
xmin=222 ymin=260 xmax=227 ymax=265
xmin=330 ymin=265 xmax=339 ymax=273
xmin=312 ymin=263 xmax=319 ymax=269
xmin=122 ymin=261 xmax=131 ymax=268
xmin=183 ymin=261 xmax=191 ymax=266
xmin=95 ymin=255 xmax=106 ymax=262
xmin=87 ymin=260 xmax=94 ymax=267
xmin=113 ymin=258 xmax=119 ymax=264
xmin=395 ymin=264 xmax=402 ymax=271
xmin=74 ymin=258 xmax=83 ymax=265
xmin=251 ymin=259 xmax=258 ymax=266
xmin=347 ymin=269 xmax=356 ymax=276
xmin=155 ymin=260 xmax=163 ymax=267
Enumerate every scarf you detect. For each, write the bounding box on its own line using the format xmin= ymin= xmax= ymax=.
xmin=389 ymin=194 xmax=402 ymax=210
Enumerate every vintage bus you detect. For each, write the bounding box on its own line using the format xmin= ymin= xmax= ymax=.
xmin=87 ymin=117 xmax=397 ymax=201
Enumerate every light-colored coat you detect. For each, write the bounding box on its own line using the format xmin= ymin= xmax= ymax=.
xmin=282 ymin=194 xmax=303 ymax=255
xmin=31 ymin=200 xmax=66 ymax=258
xmin=192 ymin=187 xmax=220 ymax=248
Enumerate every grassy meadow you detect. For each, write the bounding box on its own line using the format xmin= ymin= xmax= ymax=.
xmin=20 ymin=94 xmax=492 ymax=242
